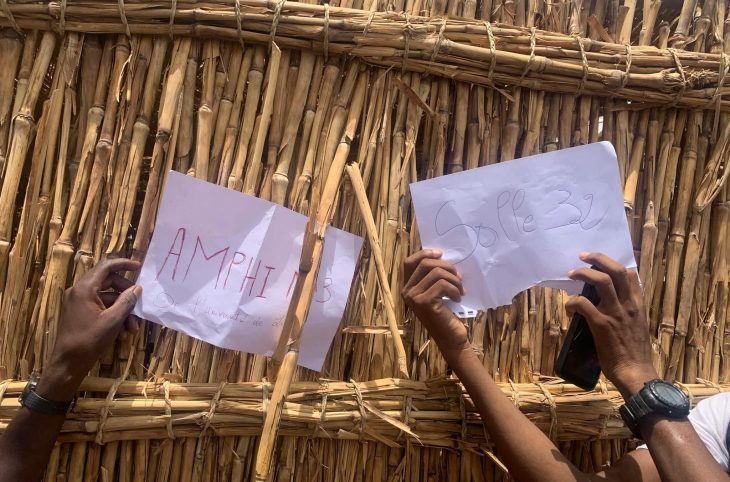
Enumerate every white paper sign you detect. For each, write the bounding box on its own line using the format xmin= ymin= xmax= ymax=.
xmin=133 ymin=171 xmax=363 ymax=371
xmin=410 ymin=142 xmax=636 ymax=317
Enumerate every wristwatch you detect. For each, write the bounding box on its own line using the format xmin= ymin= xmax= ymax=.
xmin=19 ymin=372 xmax=76 ymax=416
xmin=619 ymin=379 xmax=690 ymax=439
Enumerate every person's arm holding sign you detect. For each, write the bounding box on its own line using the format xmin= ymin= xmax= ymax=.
xmin=402 ymin=250 xmax=728 ymax=482
xmin=0 ymin=259 xmax=142 ymax=482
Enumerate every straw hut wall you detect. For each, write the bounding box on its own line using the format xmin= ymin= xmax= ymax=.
xmin=0 ymin=0 xmax=729 ymax=480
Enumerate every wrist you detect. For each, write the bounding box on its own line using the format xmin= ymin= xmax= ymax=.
xmin=35 ymin=363 xmax=83 ymax=402
xmin=440 ymin=341 xmax=478 ymax=366
xmin=614 ymin=366 xmax=660 ymax=400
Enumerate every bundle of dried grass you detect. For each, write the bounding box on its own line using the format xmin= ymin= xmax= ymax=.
xmin=0 ymin=377 xmax=727 ymax=446
xmin=1 ymin=1 xmax=730 ymax=109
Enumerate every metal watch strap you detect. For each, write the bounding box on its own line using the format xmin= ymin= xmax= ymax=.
xmin=619 ymin=404 xmax=641 ymax=438
xmin=619 ymin=386 xmax=655 ymax=439
xmin=625 ymin=390 xmax=654 ymax=420
xmin=21 ymin=388 xmax=74 ymax=416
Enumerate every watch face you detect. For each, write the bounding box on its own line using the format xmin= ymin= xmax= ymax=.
xmin=650 ymin=381 xmax=688 ymax=409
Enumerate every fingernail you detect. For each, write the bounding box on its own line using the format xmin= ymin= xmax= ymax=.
xmin=457 ymin=271 xmax=463 ymax=280
xmin=133 ymin=285 xmax=143 ymax=299
xmin=568 ymin=270 xmax=575 ymax=277
xmin=579 ymin=251 xmax=590 ymax=260
xmin=433 ymin=249 xmax=443 ymax=256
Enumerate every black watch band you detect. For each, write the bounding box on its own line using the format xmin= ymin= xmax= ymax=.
xmin=619 ymin=399 xmax=645 ymax=438
xmin=19 ymin=374 xmax=75 ymax=416
xmin=619 ymin=379 xmax=690 ymax=439
xmin=21 ymin=389 xmax=74 ymax=415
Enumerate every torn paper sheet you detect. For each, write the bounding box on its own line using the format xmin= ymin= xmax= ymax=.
xmin=133 ymin=171 xmax=363 ymax=371
xmin=409 ymin=142 xmax=636 ymax=317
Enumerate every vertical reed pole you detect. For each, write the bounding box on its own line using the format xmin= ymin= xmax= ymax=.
xmin=0 ymin=32 xmax=56 ymax=281
xmin=346 ymin=162 xmax=409 ymax=378
xmin=255 ymin=69 xmax=367 ymax=482
xmin=34 ymin=36 xmax=126 ymax=369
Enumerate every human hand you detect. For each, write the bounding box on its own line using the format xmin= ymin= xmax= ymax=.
xmin=566 ymin=252 xmax=657 ymax=399
xmin=36 ymin=258 xmax=142 ymax=402
xmin=402 ymin=249 xmax=468 ymax=357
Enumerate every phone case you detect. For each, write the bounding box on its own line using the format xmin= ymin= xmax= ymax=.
xmin=554 ymin=279 xmax=601 ymax=390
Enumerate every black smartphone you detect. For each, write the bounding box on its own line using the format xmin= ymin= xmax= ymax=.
xmin=555 ymin=271 xmax=601 ymax=391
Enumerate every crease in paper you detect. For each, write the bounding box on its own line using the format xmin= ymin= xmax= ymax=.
xmin=133 ymin=171 xmax=363 ymax=371
xmin=410 ymin=142 xmax=636 ymax=317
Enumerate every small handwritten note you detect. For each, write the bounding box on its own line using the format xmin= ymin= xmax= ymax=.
xmin=410 ymin=142 xmax=636 ymax=317
xmin=133 ymin=171 xmax=363 ymax=371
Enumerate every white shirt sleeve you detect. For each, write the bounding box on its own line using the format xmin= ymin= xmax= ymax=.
xmin=636 ymin=392 xmax=730 ymax=472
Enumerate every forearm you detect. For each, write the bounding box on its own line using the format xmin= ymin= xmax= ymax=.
xmin=0 ymin=408 xmax=65 ymax=482
xmin=640 ymin=414 xmax=728 ymax=481
xmin=444 ymin=344 xmax=595 ymax=482
xmin=605 ymin=373 xmax=727 ymax=482
xmin=0 ymin=367 xmax=78 ymax=482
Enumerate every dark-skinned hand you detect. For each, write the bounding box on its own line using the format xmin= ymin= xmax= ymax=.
xmin=566 ymin=252 xmax=658 ymax=398
xmin=36 ymin=258 xmax=142 ymax=401
xmin=401 ymin=249 xmax=467 ymax=356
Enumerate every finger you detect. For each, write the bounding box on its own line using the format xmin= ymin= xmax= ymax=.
xmin=404 ymin=258 xmax=460 ymax=291
xmin=626 ymin=269 xmax=642 ymax=296
xmin=125 ymin=315 xmax=140 ymax=334
xmin=99 ymin=292 xmax=119 ymax=308
xmin=412 ymin=267 xmax=464 ymax=299
xmin=404 ymin=249 xmax=443 ymax=284
xmin=422 ymin=279 xmax=463 ymax=303
xmin=101 ymin=285 xmax=142 ymax=324
xmin=101 ymin=272 xmax=134 ymax=292
xmin=565 ymin=296 xmax=606 ymax=330
xmin=579 ymin=252 xmax=631 ymax=301
xmin=568 ymin=267 xmax=620 ymax=309
xmin=82 ymin=258 xmax=141 ymax=292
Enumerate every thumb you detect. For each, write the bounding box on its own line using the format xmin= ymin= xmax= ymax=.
xmin=103 ymin=285 xmax=142 ymax=324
